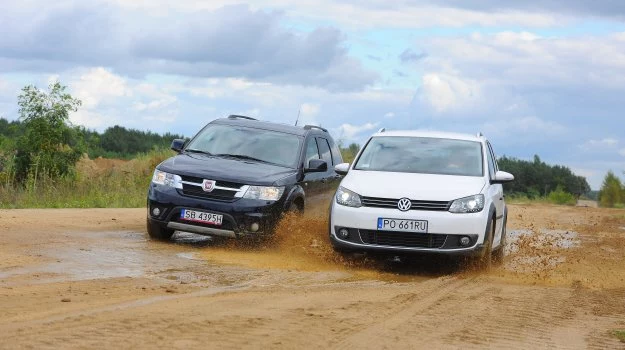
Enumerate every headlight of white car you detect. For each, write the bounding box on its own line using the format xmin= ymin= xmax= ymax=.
xmin=152 ymin=169 xmax=183 ymax=189
xmin=336 ymin=186 xmax=362 ymax=208
xmin=241 ymin=186 xmax=285 ymax=201
xmin=449 ymin=194 xmax=484 ymax=213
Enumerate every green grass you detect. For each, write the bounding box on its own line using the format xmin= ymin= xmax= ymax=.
xmin=0 ymin=149 xmax=173 ymax=208
xmin=505 ymin=195 xmax=550 ymax=205
xmin=612 ymin=330 xmax=625 ymax=343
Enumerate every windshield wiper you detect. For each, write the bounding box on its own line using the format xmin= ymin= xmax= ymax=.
xmin=184 ymin=149 xmax=213 ymax=156
xmin=213 ymin=153 xmax=276 ymax=165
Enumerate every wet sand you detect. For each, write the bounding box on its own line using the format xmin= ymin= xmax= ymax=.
xmin=1 ymin=203 xmax=624 ymax=349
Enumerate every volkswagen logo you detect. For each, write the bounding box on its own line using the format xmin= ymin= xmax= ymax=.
xmin=397 ymin=198 xmax=412 ymax=211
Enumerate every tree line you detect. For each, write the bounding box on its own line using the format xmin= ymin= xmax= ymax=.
xmin=0 ymin=118 xmax=183 ymax=161
xmin=497 ymin=155 xmax=591 ymax=198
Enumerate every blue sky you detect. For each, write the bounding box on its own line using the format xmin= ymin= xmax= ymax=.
xmin=1 ymin=0 xmax=625 ymax=189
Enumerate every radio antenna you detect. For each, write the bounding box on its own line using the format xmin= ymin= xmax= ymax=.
xmin=294 ymin=106 xmax=301 ymax=126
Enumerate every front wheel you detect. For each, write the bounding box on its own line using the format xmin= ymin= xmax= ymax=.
xmin=146 ymin=219 xmax=174 ymax=241
xmin=477 ymin=217 xmax=496 ymax=269
xmin=493 ymin=212 xmax=507 ymax=264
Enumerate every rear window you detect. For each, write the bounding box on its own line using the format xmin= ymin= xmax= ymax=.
xmin=354 ymin=136 xmax=483 ymax=177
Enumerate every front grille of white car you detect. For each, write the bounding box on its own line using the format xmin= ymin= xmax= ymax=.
xmin=361 ymin=196 xmax=450 ymax=211
xmin=359 ymin=229 xmax=447 ymax=248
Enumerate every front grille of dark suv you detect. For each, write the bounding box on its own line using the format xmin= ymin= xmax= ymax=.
xmin=359 ymin=229 xmax=447 ymax=248
xmin=361 ymin=196 xmax=450 ymax=211
xmin=179 ymin=175 xmax=245 ymax=201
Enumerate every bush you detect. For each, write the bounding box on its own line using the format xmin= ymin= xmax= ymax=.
xmin=548 ymin=186 xmax=576 ymax=205
xmin=0 ymin=148 xmax=174 ymax=208
xmin=598 ymin=171 xmax=623 ymax=208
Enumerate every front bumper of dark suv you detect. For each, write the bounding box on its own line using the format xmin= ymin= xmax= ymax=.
xmin=147 ymin=184 xmax=288 ymax=238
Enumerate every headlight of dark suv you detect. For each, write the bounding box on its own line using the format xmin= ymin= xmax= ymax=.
xmin=449 ymin=194 xmax=484 ymax=213
xmin=152 ymin=169 xmax=183 ymax=189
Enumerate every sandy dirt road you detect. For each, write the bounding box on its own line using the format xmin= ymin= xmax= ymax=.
xmin=1 ymin=203 xmax=624 ymax=349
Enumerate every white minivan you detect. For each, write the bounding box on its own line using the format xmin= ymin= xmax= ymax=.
xmin=329 ymin=130 xmax=514 ymax=265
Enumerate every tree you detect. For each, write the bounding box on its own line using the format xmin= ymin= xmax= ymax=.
xmin=598 ymin=171 xmax=623 ymax=208
xmin=14 ymin=82 xmax=83 ymax=182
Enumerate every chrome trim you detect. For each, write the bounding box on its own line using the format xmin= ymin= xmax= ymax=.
xmin=180 ymin=181 xmax=243 ymax=192
xmin=167 ymin=222 xmax=237 ymax=238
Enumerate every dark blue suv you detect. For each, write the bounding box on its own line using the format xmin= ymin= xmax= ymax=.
xmin=146 ymin=115 xmax=343 ymax=240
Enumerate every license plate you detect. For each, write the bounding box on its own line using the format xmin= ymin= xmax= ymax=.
xmin=377 ymin=218 xmax=428 ymax=233
xmin=180 ymin=209 xmax=223 ymax=225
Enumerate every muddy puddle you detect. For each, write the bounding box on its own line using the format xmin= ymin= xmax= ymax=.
xmin=0 ymin=230 xmax=204 ymax=284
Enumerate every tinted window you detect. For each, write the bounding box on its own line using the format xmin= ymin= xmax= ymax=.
xmin=305 ymin=138 xmax=320 ymax=164
xmin=354 ymin=136 xmax=483 ymax=177
xmin=329 ymin=140 xmax=343 ymax=165
xmin=186 ymin=124 xmax=302 ymax=168
xmin=316 ymin=137 xmax=333 ymax=166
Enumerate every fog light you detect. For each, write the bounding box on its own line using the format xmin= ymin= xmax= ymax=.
xmin=250 ymin=222 xmax=260 ymax=232
xmin=460 ymin=236 xmax=471 ymax=246
xmin=338 ymin=228 xmax=349 ymax=239
xmin=152 ymin=207 xmax=161 ymax=216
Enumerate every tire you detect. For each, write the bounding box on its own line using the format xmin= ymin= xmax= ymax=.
xmin=286 ymin=200 xmax=304 ymax=215
xmin=493 ymin=211 xmax=507 ymax=264
xmin=146 ymin=219 xmax=174 ymax=241
xmin=477 ymin=216 xmax=496 ymax=269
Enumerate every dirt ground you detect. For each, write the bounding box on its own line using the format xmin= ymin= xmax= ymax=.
xmin=1 ymin=202 xmax=625 ymax=349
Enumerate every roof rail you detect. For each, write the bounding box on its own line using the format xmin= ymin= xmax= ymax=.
xmin=477 ymin=132 xmax=484 ymax=137
xmin=228 ymin=114 xmax=257 ymax=121
xmin=377 ymin=127 xmax=386 ymax=133
xmin=303 ymin=125 xmax=328 ymax=133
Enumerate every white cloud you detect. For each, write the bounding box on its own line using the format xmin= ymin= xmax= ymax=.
xmin=580 ymin=138 xmax=619 ymax=151
xmin=419 ymin=72 xmax=481 ymax=113
xmin=64 ymin=67 xmax=180 ymax=130
xmin=337 ymin=122 xmax=379 ymax=140
xmin=384 ymin=112 xmax=395 ymax=118
xmin=482 ymin=116 xmax=566 ymax=138
xmin=71 ymin=67 xmax=131 ymax=109
xmin=619 ymin=148 xmax=625 ymax=157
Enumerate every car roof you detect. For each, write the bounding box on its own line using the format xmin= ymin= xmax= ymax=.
xmin=371 ymin=130 xmax=485 ymax=142
xmin=211 ymin=117 xmax=326 ymax=137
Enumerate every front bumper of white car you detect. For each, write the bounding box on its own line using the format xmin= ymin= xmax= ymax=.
xmin=329 ymin=200 xmax=491 ymax=256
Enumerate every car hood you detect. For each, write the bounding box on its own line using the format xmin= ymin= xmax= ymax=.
xmin=340 ymin=170 xmax=486 ymax=201
xmin=158 ymin=153 xmax=297 ymax=185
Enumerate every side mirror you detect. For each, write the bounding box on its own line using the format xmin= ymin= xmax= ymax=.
xmin=334 ymin=163 xmax=350 ymax=176
xmin=170 ymin=139 xmax=186 ymax=153
xmin=492 ymin=170 xmax=514 ymax=184
xmin=305 ymin=159 xmax=328 ymax=173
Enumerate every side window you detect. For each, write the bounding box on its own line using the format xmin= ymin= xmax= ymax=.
xmin=329 ymin=140 xmax=344 ymax=165
xmin=488 ymin=142 xmax=499 ymax=172
xmin=485 ymin=143 xmax=496 ymax=179
xmin=316 ymin=137 xmax=333 ymax=166
xmin=305 ymin=138 xmax=320 ymax=165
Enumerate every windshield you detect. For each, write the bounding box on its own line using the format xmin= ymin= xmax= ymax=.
xmin=185 ymin=124 xmax=302 ymax=168
xmin=354 ymin=136 xmax=483 ymax=176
